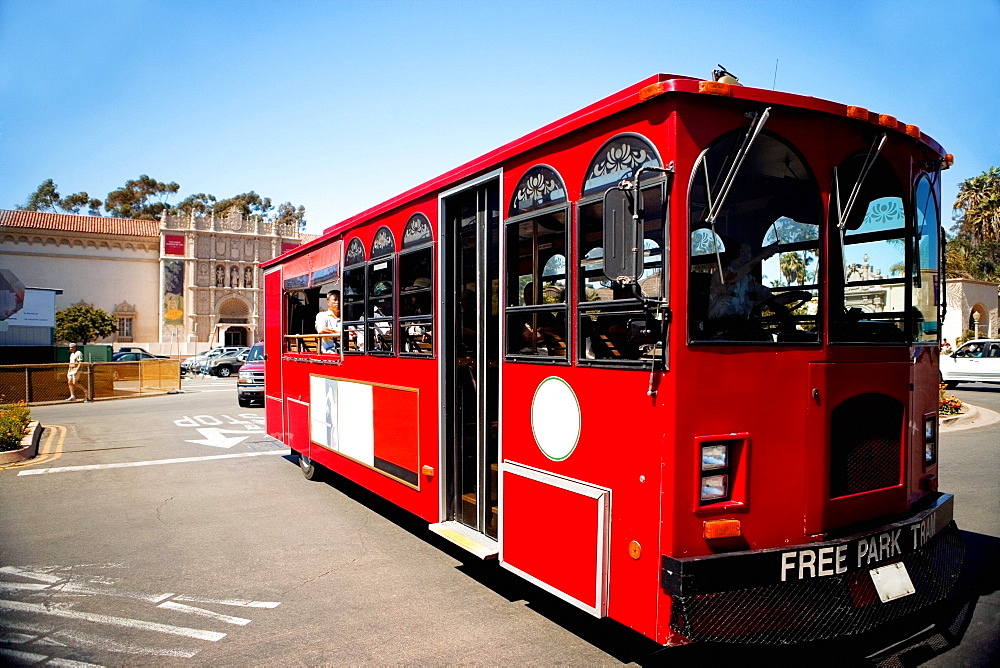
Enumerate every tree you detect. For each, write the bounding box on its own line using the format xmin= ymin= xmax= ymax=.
xmin=55 ymin=304 xmax=116 ymax=345
xmin=58 ymin=192 xmax=104 ymax=216
xmin=273 ymin=201 xmax=306 ymax=231
xmin=948 ymin=166 xmax=1000 ymax=281
xmin=176 ymin=193 xmax=217 ymax=216
xmin=213 ymin=191 xmax=272 ymax=220
xmin=19 ymin=179 xmax=61 ymax=212
xmin=953 ymin=166 xmax=1000 ymax=245
xmin=104 ymin=174 xmax=180 ymax=220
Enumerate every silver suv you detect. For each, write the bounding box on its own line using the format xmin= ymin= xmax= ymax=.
xmin=183 ymin=346 xmax=246 ymax=376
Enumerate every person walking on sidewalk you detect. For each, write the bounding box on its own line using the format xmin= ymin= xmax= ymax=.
xmin=66 ymin=343 xmax=85 ymax=401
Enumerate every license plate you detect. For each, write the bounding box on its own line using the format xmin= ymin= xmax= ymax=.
xmin=869 ymin=562 xmax=915 ymax=602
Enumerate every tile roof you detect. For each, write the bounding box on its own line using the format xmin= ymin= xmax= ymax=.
xmin=0 ymin=209 xmax=159 ymax=237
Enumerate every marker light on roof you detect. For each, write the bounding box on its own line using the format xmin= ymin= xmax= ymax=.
xmin=698 ymin=81 xmax=732 ymax=96
xmin=846 ymin=106 xmax=870 ymax=121
xmin=639 ymin=82 xmax=667 ymax=102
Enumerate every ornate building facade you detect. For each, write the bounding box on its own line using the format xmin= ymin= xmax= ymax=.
xmin=159 ymin=210 xmax=304 ymax=349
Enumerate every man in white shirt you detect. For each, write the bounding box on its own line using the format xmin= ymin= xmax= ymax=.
xmin=66 ymin=342 xmax=85 ymax=401
xmin=314 ymin=291 xmax=342 ymax=354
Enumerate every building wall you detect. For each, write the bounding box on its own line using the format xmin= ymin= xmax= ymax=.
xmin=2 ymin=209 xmax=306 ymax=355
xmin=944 ymin=278 xmax=1000 ymax=344
xmin=1 ymin=227 xmax=160 ymax=343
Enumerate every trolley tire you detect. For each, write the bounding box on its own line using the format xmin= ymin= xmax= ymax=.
xmin=217 ymin=366 xmax=232 ymax=377
xmin=944 ymin=380 xmax=959 ymax=389
xmin=299 ymin=453 xmax=323 ymax=481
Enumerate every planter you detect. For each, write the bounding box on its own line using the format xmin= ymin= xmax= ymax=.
xmin=0 ymin=420 xmax=42 ymax=466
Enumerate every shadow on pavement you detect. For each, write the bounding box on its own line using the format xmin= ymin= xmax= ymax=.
xmin=284 ymin=454 xmax=998 ymax=666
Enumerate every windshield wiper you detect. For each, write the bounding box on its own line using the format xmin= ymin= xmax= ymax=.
xmin=837 ymin=133 xmax=887 ymax=230
xmin=703 ymin=107 xmax=771 ymax=276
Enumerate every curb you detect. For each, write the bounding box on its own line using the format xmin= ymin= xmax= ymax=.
xmin=0 ymin=420 xmax=42 ymax=466
xmin=940 ymin=403 xmax=1000 ymax=432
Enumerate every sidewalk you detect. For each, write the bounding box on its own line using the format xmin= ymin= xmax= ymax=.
xmin=940 ymin=402 xmax=1000 ymax=432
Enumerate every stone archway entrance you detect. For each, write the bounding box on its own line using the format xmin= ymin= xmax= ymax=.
xmin=216 ymin=297 xmax=251 ymax=347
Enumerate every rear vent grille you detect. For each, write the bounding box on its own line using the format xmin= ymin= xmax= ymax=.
xmin=830 ymin=393 xmax=902 ymax=498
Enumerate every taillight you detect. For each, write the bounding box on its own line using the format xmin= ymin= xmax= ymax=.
xmin=700 ymin=442 xmax=732 ymax=504
xmin=924 ymin=414 xmax=937 ymax=466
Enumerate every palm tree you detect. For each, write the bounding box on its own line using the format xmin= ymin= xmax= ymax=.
xmin=779 ymin=252 xmax=812 ymax=285
xmin=953 ymin=166 xmax=1000 ymax=245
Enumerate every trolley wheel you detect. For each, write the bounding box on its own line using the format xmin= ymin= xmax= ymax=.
xmin=944 ymin=380 xmax=959 ymax=389
xmin=299 ymin=453 xmax=323 ymax=481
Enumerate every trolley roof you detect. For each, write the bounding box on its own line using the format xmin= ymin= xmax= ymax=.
xmin=265 ymin=72 xmax=944 ymax=267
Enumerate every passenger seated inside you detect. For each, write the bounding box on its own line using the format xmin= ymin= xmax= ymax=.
xmin=314 ymin=290 xmax=342 ymax=354
xmin=707 ymin=241 xmax=778 ymax=341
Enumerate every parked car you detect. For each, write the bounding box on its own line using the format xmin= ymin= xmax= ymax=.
xmin=941 ymin=339 xmax=1000 ymax=388
xmin=182 ymin=346 xmax=246 ymax=375
xmin=112 ymin=350 xmax=163 ymax=362
xmin=116 ymin=346 xmax=169 ymax=359
xmin=237 ymin=342 xmax=265 ymax=407
xmin=204 ymin=348 xmax=249 ymax=377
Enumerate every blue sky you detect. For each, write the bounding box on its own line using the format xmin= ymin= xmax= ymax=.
xmin=1 ymin=0 xmax=998 ymax=236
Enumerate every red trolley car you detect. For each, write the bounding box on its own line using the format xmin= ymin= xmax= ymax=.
xmin=261 ymin=71 xmax=960 ymax=645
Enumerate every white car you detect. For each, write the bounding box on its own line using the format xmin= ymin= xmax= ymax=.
xmin=941 ymin=339 xmax=1000 ymax=388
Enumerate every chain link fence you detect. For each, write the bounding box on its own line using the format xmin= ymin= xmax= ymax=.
xmin=0 ymin=360 xmax=180 ymax=404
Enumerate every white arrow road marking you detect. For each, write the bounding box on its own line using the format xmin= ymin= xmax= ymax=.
xmin=0 ymin=599 xmax=226 ymax=642
xmin=18 ymin=450 xmax=286 ymax=476
xmin=157 ymin=601 xmax=251 ymax=625
xmin=185 ymin=427 xmax=260 ymax=448
xmin=172 ymin=594 xmax=280 ymax=608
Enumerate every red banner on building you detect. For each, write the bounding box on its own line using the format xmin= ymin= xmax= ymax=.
xmin=164 ymin=234 xmax=185 ymax=256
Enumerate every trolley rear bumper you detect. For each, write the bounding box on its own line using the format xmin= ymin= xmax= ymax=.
xmin=661 ymin=493 xmax=963 ymax=643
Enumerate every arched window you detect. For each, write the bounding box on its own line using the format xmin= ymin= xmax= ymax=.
xmin=582 ymin=134 xmax=662 ymax=197
xmin=505 ymin=166 xmax=569 ymax=360
xmin=688 ymin=130 xmax=821 ymax=344
xmin=342 ymin=238 xmax=366 ymax=353
xmin=578 ymin=134 xmax=667 ymax=365
xmin=399 ymin=213 xmax=434 ymax=356
xmin=510 ymin=165 xmax=567 ymax=216
xmin=368 ymin=227 xmax=395 ymax=354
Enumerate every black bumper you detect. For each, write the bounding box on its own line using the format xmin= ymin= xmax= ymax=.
xmin=661 ymin=494 xmax=963 ymax=643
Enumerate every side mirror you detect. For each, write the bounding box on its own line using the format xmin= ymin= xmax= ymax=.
xmin=602 ymin=188 xmax=643 ymax=283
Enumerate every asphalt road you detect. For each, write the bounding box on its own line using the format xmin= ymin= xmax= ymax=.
xmin=0 ymin=377 xmax=996 ymax=666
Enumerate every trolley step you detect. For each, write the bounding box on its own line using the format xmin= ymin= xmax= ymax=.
xmin=428 ymin=521 xmax=499 ymax=560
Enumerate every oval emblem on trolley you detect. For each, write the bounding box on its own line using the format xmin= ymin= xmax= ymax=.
xmin=531 ymin=376 xmax=581 ymax=461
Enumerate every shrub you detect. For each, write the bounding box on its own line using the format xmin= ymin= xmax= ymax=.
xmin=939 ymin=384 xmax=964 ymax=416
xmin=0 ymin=401 xmax=31 ymax=451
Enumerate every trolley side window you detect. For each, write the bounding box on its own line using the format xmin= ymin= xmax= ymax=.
xmin=399 ymin=213 xmax=434 ymax=356
xmin=688 ymin=129 xmax=822 ymax=344
xmin=343 ymin=237 xmax=367 ymax=353
xmin=281 ymin=239 xmax=343 ymax=356
xmin=368 ymin=226 xmax=396 ymax=355
xmin=578 ymin=134 xmax=666 ymax=365
xmin=911 ymin=174 xmax=941 ymax=343
xmin=505 ymin=165 xmax=569 ymax=361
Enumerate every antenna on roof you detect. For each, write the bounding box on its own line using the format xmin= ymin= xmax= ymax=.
xmin=772 ymin=59 xmax=779 ymax=90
